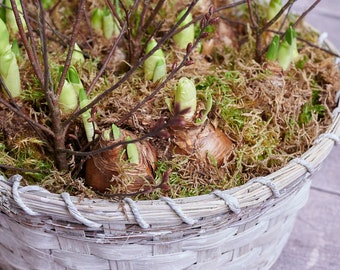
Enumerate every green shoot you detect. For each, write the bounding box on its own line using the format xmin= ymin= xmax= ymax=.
xmin=66 ymin=66 xmax=83 ymax=95
xmin=58 ymin=80 xmax=78 ymax=114
xmin=79 ymin=88 xmax=97 ymax=142
xmin=91 ymin=6 xmax=120 ymax=39
xmin=57 ymin=67 xmax=78 ymax=114
xmin=71 ymin=43 xmax=85 ymax=65
xmin=103 ymin=7 xmax=115 ymax=39
xmin=173 ymin=8 xmax=195 ymax=49
xmin=111 ymin=123 xmax=121 ymax=140
xmin=126 ymin=136 xmax=139 ymax=164
xmin=91 ymin=8 xmax=104 ymax=35
xmin=0 ymin=18 xmax=21 ymax=97
xmin=144 ymin=38 xmax=166 ymax=82
xmin=277 ymin=25 xmax=298 ymax=70
xmin=267 ymin=0 xmax=283 ymax=21
xmin=175 ymin=77 xmax=197 ymax=121
xmin=266 ymin=34 xmax=280 ymax=61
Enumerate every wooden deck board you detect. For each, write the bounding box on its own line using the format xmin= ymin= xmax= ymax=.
xmin=273 ymin=156 xmax=340 ymax=269
xmin=272 ymin=0 xmax=340 ymax=268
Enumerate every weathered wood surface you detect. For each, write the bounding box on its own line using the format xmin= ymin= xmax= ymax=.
xmin=272 ymin=150 xmax=340 ymax=270
xmin=272 ymin=1 xmax=340 ymax=269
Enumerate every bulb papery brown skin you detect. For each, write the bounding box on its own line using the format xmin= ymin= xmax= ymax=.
xmin=171 ymin=77 xmax=233 ymax=166
xmin=170 ymin=120 xmax=233 ymax=167
xmin=85 ymin=129 xmax=157 ymax=193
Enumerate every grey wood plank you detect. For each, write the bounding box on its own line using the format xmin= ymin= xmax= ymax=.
xmin=272 ymin=179 xmax=340 ymax=270
xmin=273 ymin=148 xmax=340 ymax=270
xmin=272 ymin=0 xmax=340 ymax=269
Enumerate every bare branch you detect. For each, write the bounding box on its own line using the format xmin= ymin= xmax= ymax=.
xmin=87 ymin=23 xmax=128 ymax=95
xmin=293 ymin=0 xmax=321 ymax=28
xmin=246 ymin=0 xmax=258 ymax=28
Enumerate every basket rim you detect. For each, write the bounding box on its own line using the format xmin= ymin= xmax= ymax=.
xmin=1 ymin=35 xmax=339 ymax=229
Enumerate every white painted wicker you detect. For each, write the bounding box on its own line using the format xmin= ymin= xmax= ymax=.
xmin=0 ymin=43 xmax=339 ymax=270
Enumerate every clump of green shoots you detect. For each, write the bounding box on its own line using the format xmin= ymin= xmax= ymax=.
xmin=91 ymin=6 xmax=120 ymax=39
xmin=266 ymin=25 xmax=299 ymax=70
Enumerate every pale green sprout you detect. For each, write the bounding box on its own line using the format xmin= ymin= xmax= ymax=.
xmin=111 ymin=123 xmax=121 ymax=140
xmin=79 ymin=88 xmax=98 ymax=142
xmin=266 ymin=34 xmax=280 ymax=61
xmin=71 ymin=43 xmax=85 ymax=65
xmin=165 ymin=97 xmax=173 ymax=113
xmin=102 ymin=129 xmax=111 ymax=141
xmin=66 ymin=66 xmax=83 ymax=95
xmin=175 ymin=77 xmax=197 ymax=121
xmin=173 ymin=8 xmax=195 ymax=49
xmin=277 ymin=41 xmax=291 ymax=70
xmin=267 ymin=0 xmax=282 ymax=21
xmin=103 ymin=124 xmax=120 ymax=142
xmin=277 ymin=26 xmax=298 ymax=70
xmin=144 ymin=39 xmax=166 ymax=82
xmin=69 ymin=67 xmax=97 ymax=142
xmin=91 ymin=8 xmax=104 ymax=35
xmin=291 ymin=29 xmax=299 ymax=61
xmin=103 ymin=7 xmax=115 ymax=39
xmin=0 ymin=18 xmax=21 ymax=97
xmin=0 ymin=18 xmax=9 ymax=50
xmin=57 ymin=67 xmax=78 ymax=114
xmin=58 ymin=80 xmax=78 ymax=114
xmin=126 ymin=136 xmax=139 ymax=164
xmin=5 ymin=0 xmax=27 ymax=34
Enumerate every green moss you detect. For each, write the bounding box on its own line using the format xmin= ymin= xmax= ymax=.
xmin=1 ymin=136 xmax=54 ymax=183
xmin=298 ymin=86 xmax=326 ymax=125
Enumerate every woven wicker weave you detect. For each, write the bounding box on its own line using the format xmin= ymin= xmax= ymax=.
xmin=1 ymin=42 xmax=340 ymax=270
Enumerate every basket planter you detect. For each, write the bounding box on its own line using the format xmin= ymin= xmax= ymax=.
xmin=1 ymin=17 xmax=340 ymax=270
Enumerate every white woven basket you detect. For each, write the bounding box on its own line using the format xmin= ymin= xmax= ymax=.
xmin=1 ymin=42 xmax=339 ymax=270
